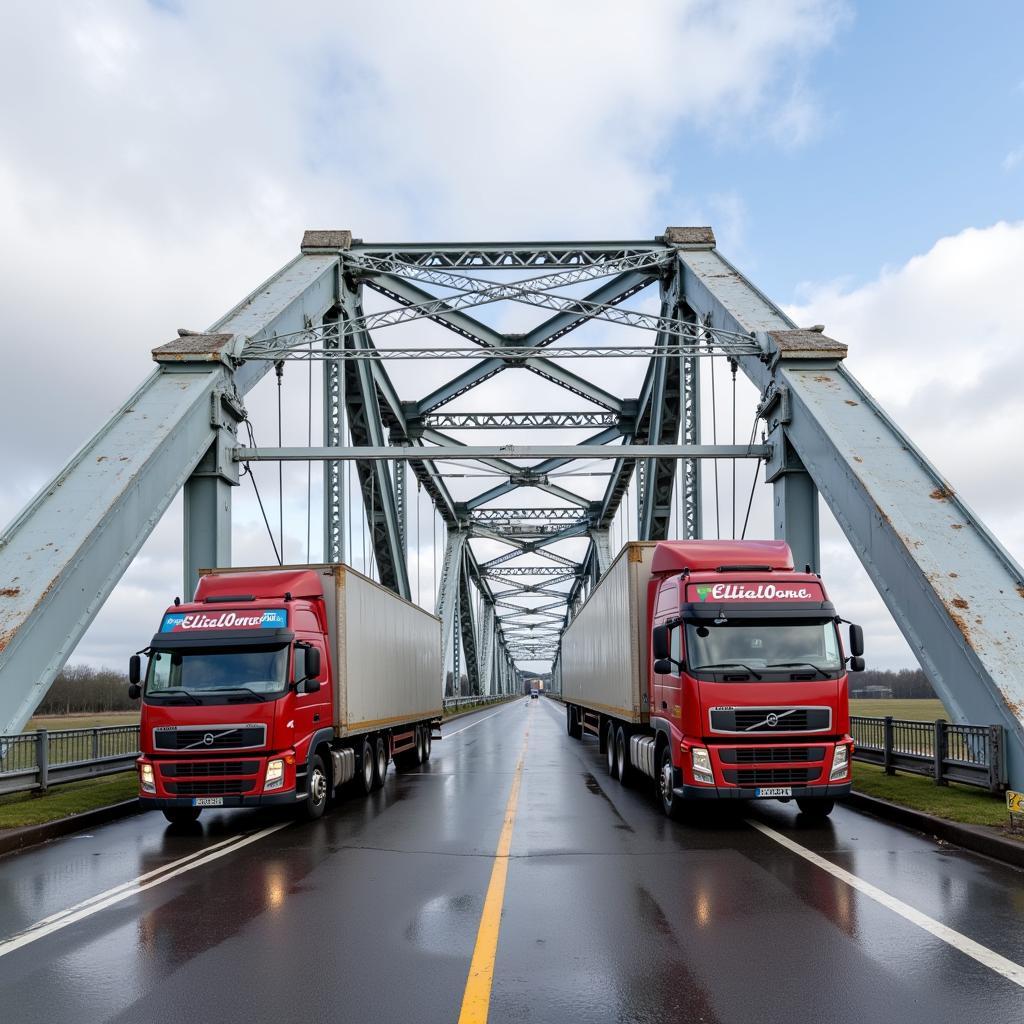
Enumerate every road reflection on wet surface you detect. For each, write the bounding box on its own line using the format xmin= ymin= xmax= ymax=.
xmin=1 ymin=698 xmax=1022 ymax=1023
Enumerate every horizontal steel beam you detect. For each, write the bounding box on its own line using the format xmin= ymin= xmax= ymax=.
xmin=236 ymin=444 xmax=769 ymax=462
xmin=420 ymin=411 xmax=621 ymax=430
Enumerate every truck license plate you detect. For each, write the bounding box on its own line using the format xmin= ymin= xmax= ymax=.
xmin=755 ymin=787 xmax=792 ymax=798
xmin=192 ymin=797 xmax=224 ymax=807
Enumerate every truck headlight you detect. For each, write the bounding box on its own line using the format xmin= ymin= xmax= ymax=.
xmin=830 ymin=744 xmax=850 ymax=781
xmin=264 ymin=758 xmax=285 ymax=791
xmin=140 ymin=763 xmax=155 ymax=794
xmin=691 ymin=747 xmax=714 ymax=785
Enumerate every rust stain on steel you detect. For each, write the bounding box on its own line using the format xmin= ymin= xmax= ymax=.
xmin=0 ymin=628 xmax=14 ymax=652
xmin=0 ymin=587 xmax=20 ymax=597
xmin=951 ymin=523 xmax=964 ymax=530
xmin=845 ymin=399 xmax=859 ymax=406
xmin=96 ymin=455 xmax=108 ymax=463
xmin=930 ymin=484 xmax=955 ymax=500
xmin=949 ymin=572 xmax=959 ymax=578
xmin=852 ymin=455 xmax=864 ymax=463
xmin=951 ymin=597 xmax=969 ymax=610
xmin=949 ymin=611 xmax=973 ymax=646
xmin=1016 ymin=584 xmax=1024 ymax=599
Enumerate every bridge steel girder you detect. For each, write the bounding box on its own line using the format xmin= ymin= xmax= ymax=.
xmin=0 ymin=254 xmax=340 ymax=735
xmin=676 ymin=247 xmax=1024 ymax=788
xmin=458 ymin=551 xmax=481 ymax=696
xmin=339 ymin=281 xmax=411 ymax=599
xmin=436 ymin=529 xmax=467 ymax=693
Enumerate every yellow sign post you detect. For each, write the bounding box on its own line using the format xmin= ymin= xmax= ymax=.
xmin=1007 ymin=790 xmax=1024 ymax=833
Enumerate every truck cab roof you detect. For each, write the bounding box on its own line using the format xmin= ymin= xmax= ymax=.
xmin=651 ymin=540 xmax=795 ymax=576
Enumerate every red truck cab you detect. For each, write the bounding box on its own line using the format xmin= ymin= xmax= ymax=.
xmin=648 ymin=540 xmax=858 ymax=818
xmin=132 ymin=569 xmax=335 ymax=824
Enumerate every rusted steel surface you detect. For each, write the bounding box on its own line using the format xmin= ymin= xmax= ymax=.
xmin=677 ymin=247 xmax=1024 ymax=787
xmin=151 ymin=332 xmax=234 ymax=363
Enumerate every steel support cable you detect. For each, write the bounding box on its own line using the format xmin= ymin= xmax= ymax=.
xmin=731 ymin=359 xmax=737 ymax=540
xmin=242 ymin=420 xmax=283 ymax=566
xmin=707 ymin=320 xmax=721 ymax=540
xmin=306 ymin=339 xmax=313 ymax=561
xmin=739 ymin=406 xmax=762 ymax=541
xmin=275 ymin=361 xmax=285 ymax=562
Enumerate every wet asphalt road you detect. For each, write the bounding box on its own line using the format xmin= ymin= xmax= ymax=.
xmin=1 ymin=698 xmax=1022 ymax=1024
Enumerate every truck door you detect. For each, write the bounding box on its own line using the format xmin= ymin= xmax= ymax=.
xmin=292 ymin=634 xmax=330 ymax=749
xmin=652 ymin=580 xmax=680 ymax=724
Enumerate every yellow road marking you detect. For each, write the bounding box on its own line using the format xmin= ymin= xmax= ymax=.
xmin=457 ymin=716 xmax=531 ymax=1023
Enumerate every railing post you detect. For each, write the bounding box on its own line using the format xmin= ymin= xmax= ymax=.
xmin=989 ymin=725 xmax=1003 ymax=793
xmin=35 ymin=728 xmax=48 ymax=792
xmin=92 ymin=727 xmax=100 ymax=761
xmin=883 ymin=716 xmax=894 ymax=776
xmin=934 ymin=719 xmax=948 ymax=786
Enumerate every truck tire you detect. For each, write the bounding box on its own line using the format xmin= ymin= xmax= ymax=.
xmin=567 ymin=705 xmax=582 ymax=740
xmin=658 ymin=746 xmax=685 ymax=821
xmin=373 ymin=735 xmax=388 ymax=789
xmin=605 ymin=720 xmax=618 ymax=778
xmin=356 ymin=737 xmax=375 ymax=795
xmin=415 ymin=726 xmax=426 ymax=765
xmin=423 ymin=727 xmax=432 ymax=762
xmin=796 ymin=797 xmax=835 ymax=819
xmin=302 ymin=754 xmax=329 ymax=820
xmin=163 ymin=807 xmax=201 ymax=826
xmin=615 ymin=726 xmax=635 ymax=786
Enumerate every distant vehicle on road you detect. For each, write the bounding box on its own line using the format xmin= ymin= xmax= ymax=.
xmin=530 ymin=689 xmax=540 ymax=699
xmin=129 ymin=564 xmax=441 ymax=825
xmin=560 ymin=541 xmax=863 ymax=820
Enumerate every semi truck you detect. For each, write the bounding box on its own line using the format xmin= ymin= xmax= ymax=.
xmin=560 ymin=540 xmax=863 ymax=820
xmin=129 ymin=564 xmax=441 ymax=824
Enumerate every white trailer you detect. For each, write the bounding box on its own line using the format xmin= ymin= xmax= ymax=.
xmin=561 ymin=542 xmax=656 ymax=724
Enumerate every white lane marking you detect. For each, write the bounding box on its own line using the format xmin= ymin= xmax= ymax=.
xmin=0 ymin=822 xmax=289 ymax=959
xmin=27 ymin=831 xmax=255 ymax=931
xmin=747 ymin=818 xmax=1024 ymax=989
xmin=444 ymin=704 xmax=517 ymax=738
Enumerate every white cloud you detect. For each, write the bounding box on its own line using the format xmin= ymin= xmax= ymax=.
xmin=1004 ymin=146 xmax=1024 ymax=171
xmin=787 ymin=220 xmax=1024 ymax=668
xmin=0 ymin=0 xmax=851 ymax=673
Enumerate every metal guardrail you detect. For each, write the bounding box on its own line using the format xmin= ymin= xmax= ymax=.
xmin=0 ymin=726 xmax=140 ymax=795
xmin=851 ymin=716 xmax=1005 ymax=792
xmin=442 ymin=695 xmax=516 ymax=711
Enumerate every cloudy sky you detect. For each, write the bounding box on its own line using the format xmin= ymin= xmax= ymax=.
xmin=1 ymin=1 xmax=1022 ymax=676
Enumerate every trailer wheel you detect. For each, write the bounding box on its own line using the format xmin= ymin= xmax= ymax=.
xmin=658 ymin=746 xmax=685 ymax=821
xmin=616 ymin=726 xmax=634 ymax=786
xmin=302 ymin=754 xmax=329 ymax=820
xmin=796 ymin=797 xmax=835 ymax=819
xmin=567 ymin=705 xmax=582 ymax=740
xmin=415 ymin=726 xmax=426 ymax=765
xmin=423 ymin=727 xmax=432 ymax=762
xmin=605 ymin=720 xmax=618 ymax=778
xmin=373 ymin=735 xmax=388 ymax=788
xmin=357 ymin=737 xmax=375 ymax=795
xmin=163 ymin=807 xmax=201 ymax=826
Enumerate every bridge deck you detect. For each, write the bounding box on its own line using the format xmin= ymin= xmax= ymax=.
xmin=1 ymin=700 xmax=1021 ymax=1023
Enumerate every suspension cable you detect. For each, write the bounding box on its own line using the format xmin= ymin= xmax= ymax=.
xmin=707 ymin=320 xmax=721 ymax=539
xmin=306 ymin=340 xmax=312 ymax=561
xmin=275 ymin=361 xmax=285 ymax=563
xmin=730 ymin=358 xmax=738 ymax=539
xmin=243 ymin=420 xmax=282 ymax=565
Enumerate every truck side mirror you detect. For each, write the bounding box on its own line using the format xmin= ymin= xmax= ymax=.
xmin=129 ymin=654 xmax=141 ymax=685
xmin=305 ymin=646 xmax=321 ymax=680
xmin=848 ymin=656 xmax=865 ymax=673
xmin=653 ymin=658 xmax=673 ymax=675
xmin=128 ymin=683 xmax=141 ymax=700
xmin=848 ymin=623 xmax=864 ymax=657
xmin=652 ymin=624 xmax=670 ymax=661
xmin=304 ymin=677 xmax=321 ymax=694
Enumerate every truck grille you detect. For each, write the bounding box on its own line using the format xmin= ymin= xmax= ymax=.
xmin=723 ymin=768 xmax=820 ymax=786
xmin=709 ymin=708 xmax=830 ymax=734
xmin=160 ymin=761 xmax=260 ymax=777
xmin=718 ymin=747 xmax=825 ymax=764
xmin=153 ymin=725 xmax=266 ymax=751
xmin=165 ymin=779 xmax=256 ymax=796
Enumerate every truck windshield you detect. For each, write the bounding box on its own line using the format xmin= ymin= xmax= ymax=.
xmin=685 ymin=620 xmax=841 ymax=677
xmin=145 ymin=644 xmax=289 ymax=700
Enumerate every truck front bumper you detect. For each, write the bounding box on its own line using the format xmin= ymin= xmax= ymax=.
xmin=141 ymin=792 xmax=300 ymax=810
xmin=674 ymin=781 xmax=853 ymax=801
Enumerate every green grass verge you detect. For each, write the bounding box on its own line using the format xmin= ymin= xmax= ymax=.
xmin=0 ymin=772 xmax=138 ymax=830
xmin=852 ymin=762 xmax=1011 ymax=829
xmin=849 ymin=698 xmax=949 ymax=721
xmin=26 ymin=711 xmax=140 ymax=731
xmin=443 ymin=698 xmax=517 ymax=717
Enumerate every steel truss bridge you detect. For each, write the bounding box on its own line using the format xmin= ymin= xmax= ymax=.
xmin=2 ymin=228 xmax=1024 ymax=786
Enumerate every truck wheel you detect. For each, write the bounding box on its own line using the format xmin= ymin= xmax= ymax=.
xmin=423 ymin=728 xmax=432 ymax=762
xmin=357 ymin=737 xmax=375 ymax=795
xmin=616 ymin=726 xmax=634 ymax=786
xmin=796 ymin=797 xmax=835 ymax=819
xmin=567 ymin=705 xmax=582 ymax=740
xmin=658 ymin=747 xmax=685 ymax=822
xmin=302 ymin=754 xmax=329 ymax=820
xmin=415 ymin=727 xmax=426 ymax=765
xmin=605 ymin=721 xmax=618 ymax=778
xmin=163 ymin=807 xmax=201 ymax=826
xmin=373 ymin=735 xmax=388 ymax=788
